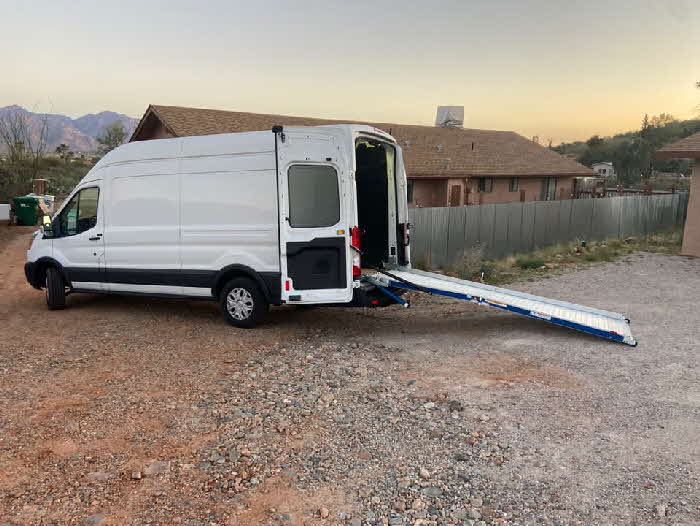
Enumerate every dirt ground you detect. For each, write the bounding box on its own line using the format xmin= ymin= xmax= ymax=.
xmin=1 ymin=227 xmax=699 ymax=526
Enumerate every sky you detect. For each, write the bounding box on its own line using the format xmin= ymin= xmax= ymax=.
xmin=2 ymin=0 xmax=699 ymax=144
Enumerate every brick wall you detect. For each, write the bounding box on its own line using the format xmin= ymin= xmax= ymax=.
xmin=410 ymin=179 xmax=448 ymax=207
xmin=409 ymin=176 xmax=575 ymax=207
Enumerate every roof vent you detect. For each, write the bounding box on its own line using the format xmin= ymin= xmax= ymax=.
xmin=435 ymin=106 xmax=464 ymax=128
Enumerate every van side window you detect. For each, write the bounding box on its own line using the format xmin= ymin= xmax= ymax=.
xmin=288 ymin=165 xmax=340 ymax=228
xmin=58 ymin=187 xmax=99 ymax=236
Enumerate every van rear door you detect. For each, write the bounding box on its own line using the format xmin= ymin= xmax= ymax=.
xmin=276 ymin=128 xmax=352 ymax=304
xmin=394 ymin=143 xmax=411 ymax=266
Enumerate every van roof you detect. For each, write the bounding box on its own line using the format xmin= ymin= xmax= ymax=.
xmin=95 ymin=124 xmax=394 ymax=169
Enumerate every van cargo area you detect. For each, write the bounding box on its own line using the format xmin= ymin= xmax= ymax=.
xmin=355 ymin=138 xmax=399 ymax=269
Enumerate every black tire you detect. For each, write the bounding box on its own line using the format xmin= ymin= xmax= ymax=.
xmin=219 ymin=277 xmax=268 ymax=328
xmin=45 ymin=267 xmax=66 ymax=310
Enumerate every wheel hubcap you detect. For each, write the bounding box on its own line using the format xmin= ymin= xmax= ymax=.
xmin=226 ymin=288 xmax=254 ymax=320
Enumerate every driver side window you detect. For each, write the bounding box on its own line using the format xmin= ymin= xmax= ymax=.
xmin=58 ymin=187 xmax=99 ymax=237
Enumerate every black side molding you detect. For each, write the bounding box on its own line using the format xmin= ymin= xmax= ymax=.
xmin=47 ymin=266 xmax=282 ymax=305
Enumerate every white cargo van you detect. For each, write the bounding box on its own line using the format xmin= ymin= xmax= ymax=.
xmin=25 ymin=125 xmax=411 ymax=327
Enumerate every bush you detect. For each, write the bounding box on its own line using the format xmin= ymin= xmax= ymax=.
xmin=515 ymin=256 xmax=545 ymax=269
xmin=0 ymin=158 xmax=93 ymax=201
xmin=478 ymin=261 xmax=496 ymax=280
xmin=448 ymin=245 xmax=484 ymax=279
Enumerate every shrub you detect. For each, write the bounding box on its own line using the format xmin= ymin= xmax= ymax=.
xmin=515 ymin=256 xmax=545 ymax=269
xmin=448 ymin=245 xmax=484 ymax=279
xmin=478 ymin=261 xmax=496 ymax=280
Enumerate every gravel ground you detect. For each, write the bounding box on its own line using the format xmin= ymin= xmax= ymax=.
xmin=0 ymin=228 xmax=698 ymax=525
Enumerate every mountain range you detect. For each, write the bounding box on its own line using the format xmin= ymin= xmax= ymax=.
xmin=0 ymin=105 xmax=139 ymax=153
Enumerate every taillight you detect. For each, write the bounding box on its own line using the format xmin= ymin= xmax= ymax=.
xmin=350 ymin=226 xmax=361 ymax=250
xmin=350 ymin=226 xmax=361 ymax=279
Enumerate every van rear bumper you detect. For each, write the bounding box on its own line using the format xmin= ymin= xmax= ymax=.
xmin=348 ymin=283 xmax=405 ymax=308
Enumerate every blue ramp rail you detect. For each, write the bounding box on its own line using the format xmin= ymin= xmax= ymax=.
xmin=365 ymin=267 xmax=636 ymax=346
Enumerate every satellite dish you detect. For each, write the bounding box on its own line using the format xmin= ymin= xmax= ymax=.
xmin=435 ymin=106 xmax=464 ymax=128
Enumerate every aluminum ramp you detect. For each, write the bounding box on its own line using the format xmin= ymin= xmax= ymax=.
xmin=367 ymin=267 xmax=636 ymax=346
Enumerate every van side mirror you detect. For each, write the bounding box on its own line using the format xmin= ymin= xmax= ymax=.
xmin=42 ymin=214 xmax=55 ymax=238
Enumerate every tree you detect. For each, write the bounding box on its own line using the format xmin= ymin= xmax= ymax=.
xmin=55 ymin=143 xmax=69 ymax=159
xmin=557 ymin=114 xmax=700 ymax=186
xmin=96 ymin=122 xmax=126 ymax=155
xmin=650 ymin=113 xmax=676 ymax=127
xmin=0 ymin=109 xmax=48 ymax=198
xmin=586 ymin=135 xmax=604 ymax=149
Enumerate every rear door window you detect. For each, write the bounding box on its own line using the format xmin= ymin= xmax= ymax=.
xmin=287 ymin=165 xmax=340 ymax=228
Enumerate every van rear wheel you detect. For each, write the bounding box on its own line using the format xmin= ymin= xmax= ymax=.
xmin=220 ymin=277 xmax=268 ymax=328
xmin=46 ymin=267 xmax=66 ymax=310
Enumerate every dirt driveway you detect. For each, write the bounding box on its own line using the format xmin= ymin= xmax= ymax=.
xmin=1 ymin=228 xmax=699 ymax=526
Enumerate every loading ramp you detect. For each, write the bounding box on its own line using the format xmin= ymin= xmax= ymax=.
xmin=365 ymin=267 xmax=637 ymax=346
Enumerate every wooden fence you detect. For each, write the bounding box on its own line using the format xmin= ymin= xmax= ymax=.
xmin=408 ymin=193 xmax=689 ymax=268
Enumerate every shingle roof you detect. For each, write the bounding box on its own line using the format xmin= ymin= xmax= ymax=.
xmin=131 ymin=104 xmax=593 ymax=178
xmin=655 ymin=131 xmax=700 ymax=159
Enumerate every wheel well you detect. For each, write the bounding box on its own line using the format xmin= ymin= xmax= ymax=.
xmin=212 ymin=267 xmax=270 ymax=302
xmin=33 ymin=259 xmax=69 ymax=290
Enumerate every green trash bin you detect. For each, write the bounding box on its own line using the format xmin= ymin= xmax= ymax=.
xmin=13 ymin=195 xmax=40 ymax=226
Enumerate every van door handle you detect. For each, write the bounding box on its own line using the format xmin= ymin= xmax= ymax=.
xmin=89 ymin=234 xmax=102 ymax=241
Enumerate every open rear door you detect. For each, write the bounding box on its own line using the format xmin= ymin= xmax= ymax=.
xmin=394 ymin=143 xmax=411 ymax=266
xmin=276 ymin=128 xmax=352 ymax=304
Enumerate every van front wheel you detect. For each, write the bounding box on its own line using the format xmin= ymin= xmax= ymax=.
xmin=46 ymin=267 xmax=66 ymax=310
xmin=220 ymin=277 xmax=268 ymax=328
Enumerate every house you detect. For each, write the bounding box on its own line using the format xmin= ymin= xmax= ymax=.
xmin=130 ymin=105 xmax=593 ymax=207
xmin=656 ymin=132 xmax=700 ymax=257
xmin=592 ymin=161 xmax=616 ymax=178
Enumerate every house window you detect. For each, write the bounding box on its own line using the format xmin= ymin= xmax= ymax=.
xmin=509 ymin=177 xmax=519 ymax=192
xmin=407 ymin=180 xmax=414 ymax=203
xmin=478 ymin=177 xmax=493 ymax=193
xmin=541 ymin=177 xmax=557 ymax=201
